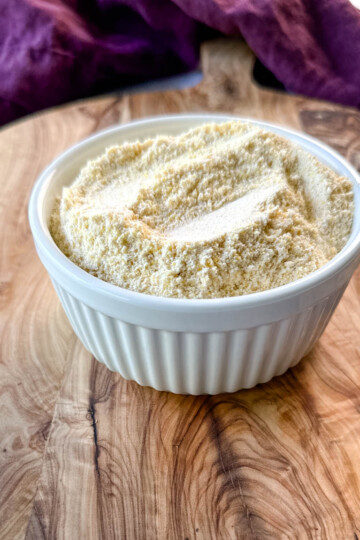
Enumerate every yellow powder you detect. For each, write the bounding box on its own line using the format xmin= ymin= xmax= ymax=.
xmin=50 ymin=121 xmax=354 ymax=298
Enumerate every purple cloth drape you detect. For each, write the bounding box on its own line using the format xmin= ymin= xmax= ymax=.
xmin=1 ymin=0 xmax=360 ymax=126
xmin=174 ymin=0 xmax=360 ymax=107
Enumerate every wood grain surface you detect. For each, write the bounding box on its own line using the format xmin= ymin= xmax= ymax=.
xmin=1 ymin=39 xmax=360 ymax=539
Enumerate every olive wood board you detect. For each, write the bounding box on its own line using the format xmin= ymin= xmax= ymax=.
xmin=1 ymin=39 xmax=360 ymax=539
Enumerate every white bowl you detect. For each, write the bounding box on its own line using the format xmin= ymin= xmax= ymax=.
xmin=28 ymin=115 xmax=360 ymax=394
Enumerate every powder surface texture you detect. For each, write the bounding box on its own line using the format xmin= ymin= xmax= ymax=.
xmin=50 ymin=121 xmax=354 ymax=298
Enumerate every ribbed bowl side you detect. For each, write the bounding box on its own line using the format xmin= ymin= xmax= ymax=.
xmin=51 ymin=281 xmax=347 ymax=394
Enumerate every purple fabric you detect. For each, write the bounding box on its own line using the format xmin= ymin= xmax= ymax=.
xmin=0 ymin=0 xmax=201 ymax=125
xmin=1 ymin=0 xmax=360 ymax=126
xmin=174 ymin=0 xmax=360 ymax=107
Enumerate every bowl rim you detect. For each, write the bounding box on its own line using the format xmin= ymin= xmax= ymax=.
xmin=28 ymin=113 xmax=360 ymax=313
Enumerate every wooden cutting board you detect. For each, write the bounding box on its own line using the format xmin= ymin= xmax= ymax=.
xmin=1 ymin=39 xmax=360 ymax=540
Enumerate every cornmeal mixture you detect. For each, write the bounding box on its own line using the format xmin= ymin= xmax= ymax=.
xmin=50 ymin=121 xmax=354 ymax=298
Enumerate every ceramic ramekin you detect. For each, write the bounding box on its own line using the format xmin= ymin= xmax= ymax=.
xmin=28 ymin=115 xmax=360 ymax=394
